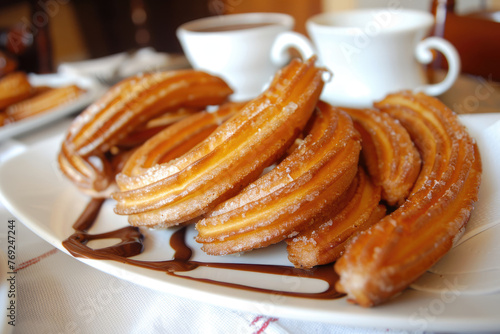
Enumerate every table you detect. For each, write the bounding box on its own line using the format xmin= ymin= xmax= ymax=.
xmin=0 ymin=73 xmax=498 ymax=334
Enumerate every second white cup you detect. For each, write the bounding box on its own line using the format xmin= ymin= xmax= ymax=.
xmin=271 ymin=9 xmax=461 ymax=107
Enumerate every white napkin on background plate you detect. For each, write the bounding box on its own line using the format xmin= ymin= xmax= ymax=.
xmin=58 ymin=52 xmax=129 ymax=78
xmin=57 ymin=47 xmax=190 ymax=84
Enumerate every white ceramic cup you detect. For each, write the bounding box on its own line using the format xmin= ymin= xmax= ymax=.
xmin=271 ymin=9 xmax=461 ymax=107
xmin=177 ymin=13 xmax=294 ymax=101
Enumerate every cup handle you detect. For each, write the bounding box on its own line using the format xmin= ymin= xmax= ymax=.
xmin=271 ymin=31 xmax=316 ymax=67
xmin=414 ymin=36 xmax=461 ymax=96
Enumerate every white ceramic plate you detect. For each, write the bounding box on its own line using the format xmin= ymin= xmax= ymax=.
xmin=0 ymin=115 xmax=499 ymax=333
xmin=0 ymin=74 xmax=104 ymax=141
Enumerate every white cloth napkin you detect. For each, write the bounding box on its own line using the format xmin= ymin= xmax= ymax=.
xmin=0 ymin=206 xmax=407 ymax=334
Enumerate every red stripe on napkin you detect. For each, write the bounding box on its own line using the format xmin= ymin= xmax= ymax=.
xmin=16 ymin=248 xmax=58 ymax=271
xmin=251 ymin=315 xmax=279 ymax=334
xmin=250 ymin=315 xmax=263 ymax=326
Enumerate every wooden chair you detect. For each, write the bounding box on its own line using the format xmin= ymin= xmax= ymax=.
xmin=430 ymin=0 xmax=500 ymax=82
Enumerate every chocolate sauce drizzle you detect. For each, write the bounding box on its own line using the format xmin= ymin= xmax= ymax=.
xmin=63 ymin=199 xmax=344 ymax=299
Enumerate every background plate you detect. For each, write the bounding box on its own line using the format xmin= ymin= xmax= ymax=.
xmin=0 ymin=74 xmax=104 ymax=141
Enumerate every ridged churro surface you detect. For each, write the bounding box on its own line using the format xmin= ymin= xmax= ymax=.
xmin=7 ymin=85 xmax=84 ymax=122
xmin=58 ymin=70 xmax=232 ymax=196
xmin=343 ymin=107 xmax=421 ymax=206
xmin=113 ymin=57 xmax=326 ymax=227
xmin=287 ymin=168 xmax=385 ymax=269
xmin=196 ymin=102 xmax=361 ymax=255
xmin=0 ymin=72 xmax=32 ymax=110
xmin=334 ymin=92 xmax=482 ymax=307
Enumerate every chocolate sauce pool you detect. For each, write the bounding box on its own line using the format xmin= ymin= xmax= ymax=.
xmin=63 ymin=199 xmax=344 ymax=299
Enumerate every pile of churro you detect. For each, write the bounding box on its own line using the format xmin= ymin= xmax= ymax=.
xmin=0 ymin=72 xmax=85 ymax=126
xmin=58 ymin=57 xmax=481 ymax=307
